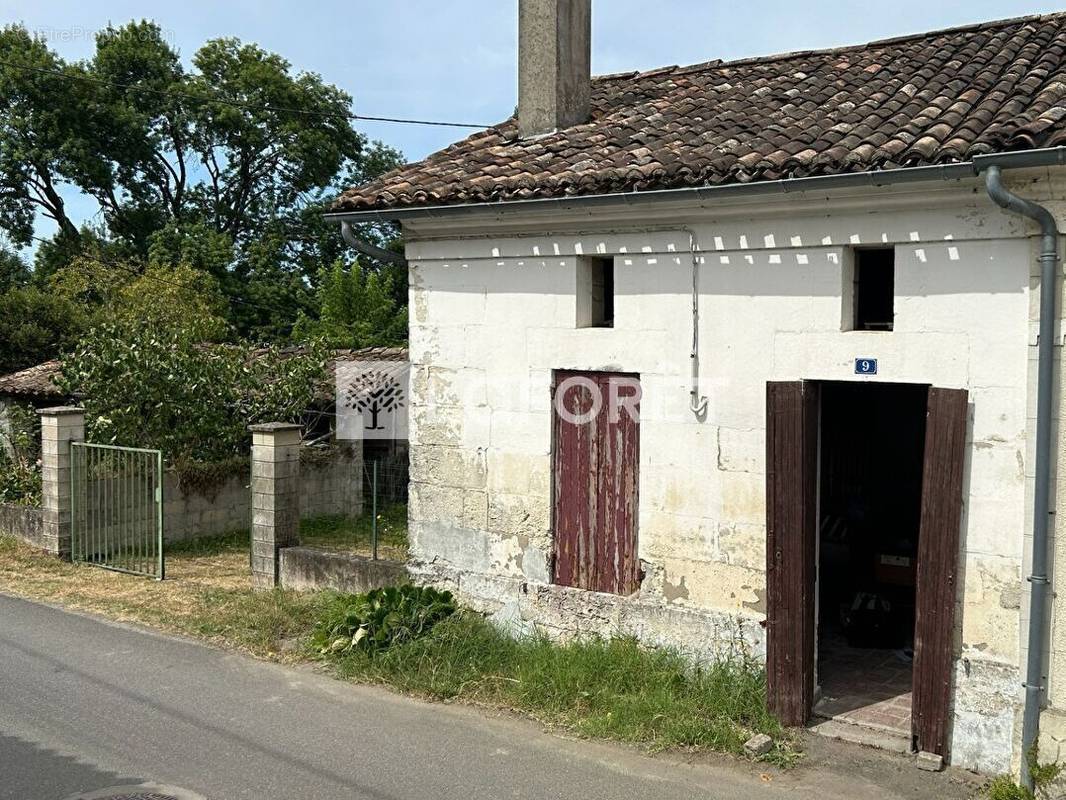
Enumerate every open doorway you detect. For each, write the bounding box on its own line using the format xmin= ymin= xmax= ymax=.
xmin=814 ymin=381 xmax=928 ymax=737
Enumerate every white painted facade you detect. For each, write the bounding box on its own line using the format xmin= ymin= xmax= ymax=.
xmin=402 ymin=169 xmax=1066 ymax=773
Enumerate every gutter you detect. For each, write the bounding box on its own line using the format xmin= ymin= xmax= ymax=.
xmin=326 ymin=148 xmax=1066 ymax=225
xmin=977 ymin=155 xmax=1061 ymax=792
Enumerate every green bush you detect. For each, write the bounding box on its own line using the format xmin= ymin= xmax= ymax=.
xmin=0 ymin=402 xmax=41 ymax=506
xmin=984 ymin=776 xmax=1034 ymax=800
xmin=313 ymin=585 xmax=456 ymax=656
xmin=983 ymin=746 xmax=1065 ymax=800
xmin=57 ymin=323 xmax=328 ymax=463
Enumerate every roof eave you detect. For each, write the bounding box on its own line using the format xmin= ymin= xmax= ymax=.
xmin=326 ymin=147 xmax=1066 ymax=225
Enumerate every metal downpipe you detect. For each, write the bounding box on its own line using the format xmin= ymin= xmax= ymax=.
xmin=984 ymin=164 xmax=1059 ymax=790
xmin=681 ymin=227 xmax=709 ymax=417
xmin=340 ymin=220 xmax=408 ymax=267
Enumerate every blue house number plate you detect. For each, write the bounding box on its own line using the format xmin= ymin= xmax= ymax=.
xmin=855 ymin=358 xmax=878 ymax=375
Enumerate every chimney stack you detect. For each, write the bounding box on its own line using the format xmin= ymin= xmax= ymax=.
xmin=518 ymin=0 xmax=592 ymax=138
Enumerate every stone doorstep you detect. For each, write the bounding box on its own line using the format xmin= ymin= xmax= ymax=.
xmin=808 ymin=716 xmax=913 ymax=756
xmin=809 ymin=709 xmax=949 ymax=773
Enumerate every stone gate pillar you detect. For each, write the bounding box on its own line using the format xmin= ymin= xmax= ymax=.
xmin=39 ymin=407 xmax=85 ymax=559
xmin=250 ymin=423 xmax=301 ymax=589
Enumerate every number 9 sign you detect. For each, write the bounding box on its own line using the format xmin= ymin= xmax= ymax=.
xmin=854 ymin=358 xmax=878 ymax=375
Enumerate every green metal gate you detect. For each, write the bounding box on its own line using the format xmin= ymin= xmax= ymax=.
xmin=70 ymin=442 xmax=164 ymax=579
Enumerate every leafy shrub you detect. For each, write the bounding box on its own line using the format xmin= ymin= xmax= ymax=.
xmin=984 ymin=776 xmax=1034 ymax=800
xmin=0 ymin=402 xmax=41 ymax=505
xmin=983 ymin=746 xmax=1065 ymax=800
xmin=292 ymin=259 xmax=407 ymax=349
xmin=57 ymin=322 xmax=328 ymax=463
xmin=313 ymin=585 xmax=456 ymax=656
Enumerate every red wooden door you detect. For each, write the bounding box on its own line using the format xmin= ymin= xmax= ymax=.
xmin=765 ymin=380 xmax=819 ymax=726
xmin=912 ymin=387 xmax=968 ymax=757
xmin=553 ymin=370 xmax=641 ymax=595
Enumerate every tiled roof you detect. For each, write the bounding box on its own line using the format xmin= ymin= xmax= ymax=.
xmin=0 ymin=360 xmax=65 ymax=399
xmin=335 ymin=13 xmax=1066 ymax=212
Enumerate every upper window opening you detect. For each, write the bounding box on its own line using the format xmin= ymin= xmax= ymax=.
xmin=853 ymin=248 xmax=894 ymax=331
xmin=577 ymin=256 xmax=614 ymax=328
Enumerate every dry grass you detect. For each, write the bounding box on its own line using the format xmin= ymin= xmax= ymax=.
xmin=0 ymin=534 xmax=324 ymax=659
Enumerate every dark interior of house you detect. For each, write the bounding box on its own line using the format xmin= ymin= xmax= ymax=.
xmin=817 ymin=381 xmax=927 ymax=658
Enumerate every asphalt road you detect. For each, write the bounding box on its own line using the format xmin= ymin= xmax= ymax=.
xmin=0 ymin=592 xmax=977 ymax=800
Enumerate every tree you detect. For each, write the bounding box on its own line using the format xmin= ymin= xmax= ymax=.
xmin=0 ymin=22 xmax=371 ymax=251
xmin=0 ymin=287 xmax=87 ymax=374
xmin=114 ymin=262 xmax=231 ymax=342
xmin=0 ymin=26 xmax=98 ymax=244
xmin=292 ymin=259 xmax=407 ymax=349
xmin=0 ymin=245 xmax=29 ymax=291
xmin=48 ymin=251 xmax=231 ymax=342
xmin=0 ymin=21 xmax=408 ymax=341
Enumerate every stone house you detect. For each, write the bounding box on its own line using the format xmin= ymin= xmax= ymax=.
xmin=329 ymin=3 xmax=1066 ymax=779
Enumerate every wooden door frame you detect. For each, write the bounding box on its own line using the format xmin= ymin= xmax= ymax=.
xmin=765 ymin=379 xmax=967 ymax=755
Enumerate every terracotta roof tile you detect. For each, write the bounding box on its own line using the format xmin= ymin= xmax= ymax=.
xmin=335 ymin=13 xmax=1066 ymax=213
xmin=0 ymin=360 xmax=65 ymax=399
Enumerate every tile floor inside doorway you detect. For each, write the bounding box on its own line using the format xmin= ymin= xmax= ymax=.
xmin=814 ymin=640 xmax=913 ymax=736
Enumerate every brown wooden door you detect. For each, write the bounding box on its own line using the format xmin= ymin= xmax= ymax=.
xmin=553 ymin=370 xmax=641 ymax=595
xmin=912 ymin=387 xmax=969 ymax=757
xmin=765 ymin=380 xmax=819 ymax=726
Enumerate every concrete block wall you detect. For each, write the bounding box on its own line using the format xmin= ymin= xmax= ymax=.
xmin=299 ymin=448 xmax=364 ymax=519
xmin=162 ymin=471 xmax=250 ymax=542
xmin=38 ymin=407 xmax=84 ymax=558
xmin=403 ymin=179 xmax=1047 ymax=772
xmin=0 ymin=502 xmax=44 ymax=549
xmin=250 ymin=423 xmax=301 ymax=588
xmin=160 ymin=446 xmax=363 ymax=544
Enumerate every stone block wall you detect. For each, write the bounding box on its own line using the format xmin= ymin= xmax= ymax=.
xmin=404 ymin=182 xmax=1045 ymax=772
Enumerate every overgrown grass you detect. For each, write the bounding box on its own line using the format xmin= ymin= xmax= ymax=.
xmin=0 ymin=534 xmax=794 ymax=765
xmin=299 ymin=504 xmax=408 ymax=560
xmin=325 ymin=611 xmax=795 ymax=765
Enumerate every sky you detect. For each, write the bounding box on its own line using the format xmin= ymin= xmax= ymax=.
xmin=2 ymin=0 xmax=1064 ymax=243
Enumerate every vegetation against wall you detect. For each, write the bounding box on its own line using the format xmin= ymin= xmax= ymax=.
xmin=0 ymin=402 xmax=41 ymax=505
xmin=313 ymin=586 xmax=456 ymax=655
xmin=57 ymin=323 xmax=329 ymax=463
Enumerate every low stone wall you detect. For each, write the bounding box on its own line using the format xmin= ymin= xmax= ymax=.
xmin=279 ymin=546 xmax=408 ymax=593
xmin=409 ymin=560 xmax=763 ymax=663
xmin=163 ymin=447 xmax=363 ymax=543
xmin=0 ymin=503 xmax=45 ymax=549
